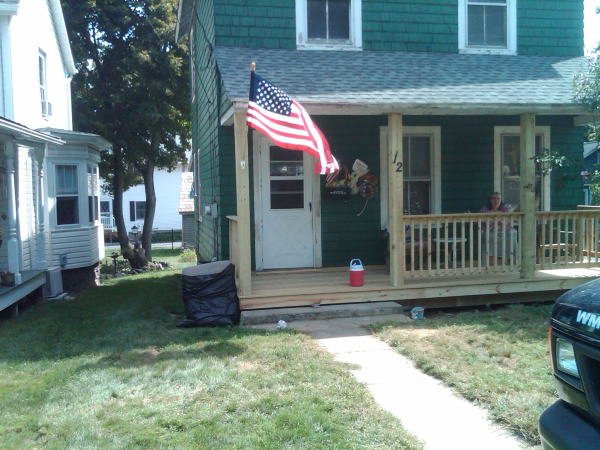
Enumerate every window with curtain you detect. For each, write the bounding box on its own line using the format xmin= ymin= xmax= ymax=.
xmin=56 ymin=165 xmax=79 ymax=225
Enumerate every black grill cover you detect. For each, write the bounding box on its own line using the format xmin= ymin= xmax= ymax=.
xmin=178 ymin=261 xmax=240 ymax=327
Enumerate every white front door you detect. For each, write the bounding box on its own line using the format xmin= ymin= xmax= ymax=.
xmin=257 ymin=136 xmax=316 ymax=270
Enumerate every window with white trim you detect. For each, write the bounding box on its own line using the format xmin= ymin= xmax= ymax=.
xmin=56 ymin=165 xmax=79 ymax=225
xmin=380 ymin=127 xmax=442 ymax=228
xmin=87 ymin=165 xmax=99 ymax=223
xmin=39 ymin=50 xmax=47 ymax=104
xmin=296 ymin=0 xmax=362 ymax=50
xmin=494 ymin=126 xmax=551 ymax=211
xmin=130 ymin=201 xmax=146 ymax=221
xmin=458 ymin=0 xmax=517 ymax=55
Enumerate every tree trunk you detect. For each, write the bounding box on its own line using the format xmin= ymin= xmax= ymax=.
xmin=113 ymin=146 xmax=147 ymax=269
xmin=141 ymin=163 xmax=156 ymax=261
xmin=113 ymin=146 xmax=129 ymax=249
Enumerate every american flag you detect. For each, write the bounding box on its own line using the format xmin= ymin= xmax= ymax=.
xmin=246 ymin=71 xmax=339 ymax=175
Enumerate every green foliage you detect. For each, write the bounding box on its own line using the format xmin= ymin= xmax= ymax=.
xmin=178 ymin=247 xmax=196 ymax=263
xmin=150 ymin=230 xmax=182 ymax=243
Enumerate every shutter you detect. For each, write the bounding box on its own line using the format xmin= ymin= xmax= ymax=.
xmin=130 ymin=201 xmax=135 ymax=221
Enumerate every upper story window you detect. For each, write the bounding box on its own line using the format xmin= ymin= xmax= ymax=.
xmin=296 ymin=0 xmax=362 ymax=50
xmin=458 ymin=0 xmax=517 ymax=55
xmin=39 ymin=50 xmax=52 ymax=117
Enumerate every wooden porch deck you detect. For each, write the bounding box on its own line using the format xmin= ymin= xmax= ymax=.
xmin=239 ymin=266 xmax=600 ymax=310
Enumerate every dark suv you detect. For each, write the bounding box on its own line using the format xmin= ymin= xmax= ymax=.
xmin=539 ymin=278 xmax=600 ymax=450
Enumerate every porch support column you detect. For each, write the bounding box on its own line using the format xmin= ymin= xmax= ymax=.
xmin=34 ymin=146 xmax=47 ymax=270
xmin=388 ymin=113 xmax=405 ymax=286
xmin=234 ymin=110 xmax=251 ymax=295
xmin=4 ymin=141 xmax=21 ymax=285
xmin=520 ymin=113 xmax=536 ymax=279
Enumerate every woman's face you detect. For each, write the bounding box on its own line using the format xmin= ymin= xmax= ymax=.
xmin=490 ymin=194 xmax=502 ymax=209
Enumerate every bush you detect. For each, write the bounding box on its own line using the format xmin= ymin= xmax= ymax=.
xmin=151 ymin=230 xmax=182 ymax=243
xmin=178 ymin=248 xmax=197 ymax=263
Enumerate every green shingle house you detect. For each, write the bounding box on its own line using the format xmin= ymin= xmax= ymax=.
xmin=176 ymin=0 xmax=599 ymax=310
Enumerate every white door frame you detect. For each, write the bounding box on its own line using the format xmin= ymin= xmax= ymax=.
xmin=253 ymin=133 xmax=322 ymax=271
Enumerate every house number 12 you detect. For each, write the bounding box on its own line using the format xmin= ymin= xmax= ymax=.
xmin=393 ymin=152 xmax=403 ymax=173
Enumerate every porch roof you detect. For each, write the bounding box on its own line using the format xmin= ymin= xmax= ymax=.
xmin=0 ymin=117 xmax=64 ymax=146
xmin=214 ymin=46 xmax=589 ymax=116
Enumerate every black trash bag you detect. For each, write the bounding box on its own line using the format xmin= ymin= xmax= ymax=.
xmin=177 ymin=261 xmax=240 ymax=327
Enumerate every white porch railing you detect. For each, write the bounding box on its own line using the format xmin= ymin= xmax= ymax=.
xmin=404 ymin=213 xmax=523 ymax=277
xmin=101 ymin=216 xmax=115 ymax=230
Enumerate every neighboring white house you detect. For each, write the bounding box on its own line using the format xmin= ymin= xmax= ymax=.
xmin=100 ymin=159 xmax=189 ymax=234
xmin=179 ymin=171 xmax=195 ymax=248
xmin=0 ymin=0 xmax=110 ymax=312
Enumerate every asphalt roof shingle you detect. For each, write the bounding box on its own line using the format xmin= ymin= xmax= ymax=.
xmin=213 ymin=47 xmax=589 ymax=114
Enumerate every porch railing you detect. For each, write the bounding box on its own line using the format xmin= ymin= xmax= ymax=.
xmin=101 ymin=215 xmax=115 ymax=230
xmin=404 ymin=213 xmax=523 ymax=278
xmin=536 ymin=209 xmax=600 ymax=269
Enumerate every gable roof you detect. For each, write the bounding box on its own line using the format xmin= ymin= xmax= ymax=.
xmin=179 ymin=172 xmax=194 ymax=213
xmin=48 ymin=0 xmax=76 ymax=76
xmin=214 ymin=46 xmax=589 ymax=116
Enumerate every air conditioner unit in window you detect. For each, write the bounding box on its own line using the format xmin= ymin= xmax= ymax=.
xmin=41 ymin=100 xmax=52 ymax=117
xmin=45 ymin=267 xmax=63 ymax=298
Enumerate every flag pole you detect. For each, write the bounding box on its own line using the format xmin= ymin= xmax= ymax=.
xmin=251 ymin=62 xmax=255 ymax=72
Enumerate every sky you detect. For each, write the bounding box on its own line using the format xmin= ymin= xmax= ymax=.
xmin=585 ymin=0 xmax=600 ymax=53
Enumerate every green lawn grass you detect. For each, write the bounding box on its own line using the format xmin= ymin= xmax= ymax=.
xmin=372 ymin=304 xmax=556 ymax=445
xmin=0 ymin=265 xmax=422 ymax=449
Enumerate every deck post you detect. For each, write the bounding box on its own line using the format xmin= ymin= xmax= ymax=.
xmin=234 ymin=110 xmax=252 ymax=295
xmin=4 ymin=140 xmax=21 ymax=285
xmin=388 ymin=113 xmax=405 ymax=286
xmin=520 ymin=113 xmax=536 ymax=279
xmin=34 ymin=146 xmax=47 ymax=270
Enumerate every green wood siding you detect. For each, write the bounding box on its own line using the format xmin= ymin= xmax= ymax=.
xmin=518 ymin=0 xmax=584 ymax=56
xmin=316 ymin=116 xmax=388 ymax=267
xmin=362 ymin=0 xmax=458 ymax=53
xmin=208 ymin=0 xmax=583 ymax=56
xmin=214 ymin=0 xmax=296 ymax=48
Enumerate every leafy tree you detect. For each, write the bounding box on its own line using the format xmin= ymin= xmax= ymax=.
xmin=62 ymin=0 xmax=190 ymax=263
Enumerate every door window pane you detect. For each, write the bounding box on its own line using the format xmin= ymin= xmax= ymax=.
xmin=271 ymin=180 xmax=304 ymax=210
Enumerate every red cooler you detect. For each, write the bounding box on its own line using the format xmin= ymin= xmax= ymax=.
xmin=349 ymin=259 xmax=364 ymax=287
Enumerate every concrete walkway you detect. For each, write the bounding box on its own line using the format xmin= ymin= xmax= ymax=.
xmin=256 ymin=314 xmax=533 ymax=450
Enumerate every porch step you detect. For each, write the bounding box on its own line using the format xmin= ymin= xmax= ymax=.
xmin=240 ymin=301 xmax=407 ymax=325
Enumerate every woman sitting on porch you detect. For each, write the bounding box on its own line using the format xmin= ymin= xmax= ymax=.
xmin=479 ymin=192 xmax=518 ymax=266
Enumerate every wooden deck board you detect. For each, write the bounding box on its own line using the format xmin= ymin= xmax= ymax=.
xmin=239 ymin=267 xmax=600 ymax=310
